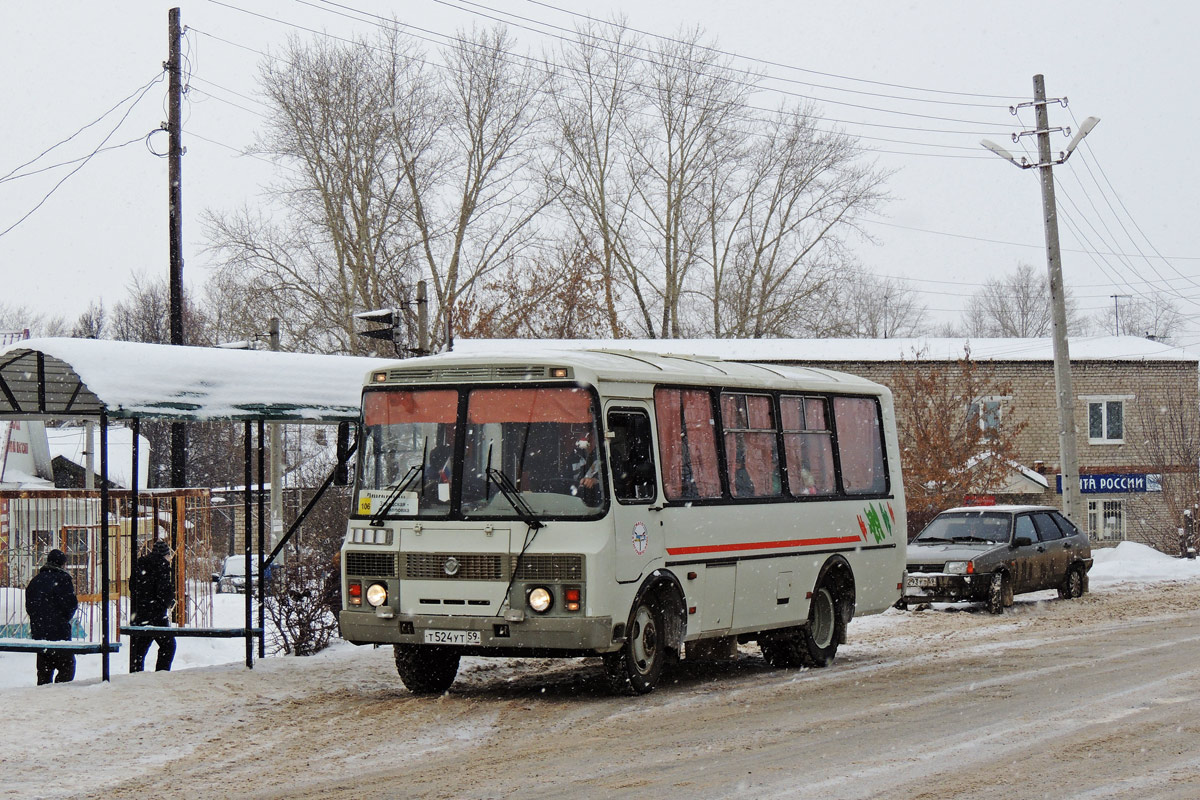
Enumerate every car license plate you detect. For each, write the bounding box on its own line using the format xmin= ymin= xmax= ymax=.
xmin=424 ymin=629 xmax=481 ymax=646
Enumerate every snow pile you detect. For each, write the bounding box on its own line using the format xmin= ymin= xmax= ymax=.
xmin=1088 ymin=540 xmax=1200 ymax=585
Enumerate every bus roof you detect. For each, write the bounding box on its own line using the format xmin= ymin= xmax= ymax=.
xmin=366 ymin=347 xmax=887 ymax=396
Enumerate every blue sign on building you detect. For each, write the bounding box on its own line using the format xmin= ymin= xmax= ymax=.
xmin=1055 ymin=473 xmax=1162 ymax=494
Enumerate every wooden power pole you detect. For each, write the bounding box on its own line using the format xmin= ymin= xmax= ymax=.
xmin=168 ymin=7 xmax=187 ymax=488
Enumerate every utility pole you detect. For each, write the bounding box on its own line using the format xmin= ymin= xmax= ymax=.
xmin=167 ymin=6 xmax=187 ymax=488
xmin=417 ymin=280 xmax=429 ymax=355
xmin=1110 ymin=294 xmax=1129 ymax=335
xmin=269 ymin=317 xmax=283 ymax=552
xmin=981 ymin=75 xmax=1099 ymax=525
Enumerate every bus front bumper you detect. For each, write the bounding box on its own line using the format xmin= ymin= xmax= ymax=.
xmin=339 ymin=609 xmax=617 ymax=653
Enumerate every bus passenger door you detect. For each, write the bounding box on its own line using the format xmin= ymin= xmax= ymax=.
xmin=605 ymin=405 xmax=660 ymax=583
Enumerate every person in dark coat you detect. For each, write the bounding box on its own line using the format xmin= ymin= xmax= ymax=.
xmin=25 ymin=549 xmax=79 ymax=685
xmin=129 ymin=540 xmax=177 ymax=673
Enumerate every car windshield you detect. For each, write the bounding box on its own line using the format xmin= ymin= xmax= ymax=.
xmin=356 ymin=385 xmax=605 ymax=520
xmin=914 ymin=512 xmax=1012 ymax=544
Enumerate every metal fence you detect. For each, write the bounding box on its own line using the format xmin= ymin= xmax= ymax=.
xmin=0 ymin=489 xmax=214 ymax=641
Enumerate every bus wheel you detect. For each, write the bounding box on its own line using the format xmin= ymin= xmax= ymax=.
xmin=603 ymin=595 xmax=666 ymax=695
xmin=799 ymin=585 xmax=841 ymax=666
xmin=393 ymin=645 xmax=460 ymax=694
xmin=761 ymin=581 xmax=845 ymax=669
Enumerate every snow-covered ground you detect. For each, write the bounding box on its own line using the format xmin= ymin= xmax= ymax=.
xmin=0 ymin=542 xmax=1197 ymax=799
xmin=0 ymin=541 xmax=1193 ymax=691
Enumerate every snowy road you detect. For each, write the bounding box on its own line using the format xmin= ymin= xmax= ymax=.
xmin=8 ymin=575 xmax=1199 ymax=799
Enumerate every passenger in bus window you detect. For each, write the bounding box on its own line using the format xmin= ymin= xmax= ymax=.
xmin=423 ymin=442 xmax=453 ymax=505
xmin=570 ymin=435 xmax=600 ymax=505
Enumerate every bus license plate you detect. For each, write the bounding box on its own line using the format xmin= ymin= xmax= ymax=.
xmin=424 ymin=629 xmax=481 ymax=646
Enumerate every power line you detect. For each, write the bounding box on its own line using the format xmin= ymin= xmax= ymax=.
xmin=0 ymin=72 xmax=166 ymax=240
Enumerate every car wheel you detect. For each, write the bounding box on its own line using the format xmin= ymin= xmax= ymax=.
xmin=986 ymin=572 xmax=1011 ymax=614
xmin=393 ymin=645 xmax=460 ymax=694
xmin=1066 ymin=564 xmax=1086 ymax=599
xmin=604 ymin=595 xmax=667 ymax=695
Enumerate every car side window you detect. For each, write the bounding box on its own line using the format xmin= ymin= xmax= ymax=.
xmin=1050 ymin=511 xmax=1081 ymax=538
xmin=1013 ymin=515 xmax=1037 ymax=544
xmin=1032 ymin=512 xmax=1063 ymax=541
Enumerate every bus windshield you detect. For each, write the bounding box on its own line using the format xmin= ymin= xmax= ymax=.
xmin=357 ymin=385 xmax=605 ymax=520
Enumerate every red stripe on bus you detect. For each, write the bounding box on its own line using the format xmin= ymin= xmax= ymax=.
xmin=666 ymin=536 xmax=862 ymax=556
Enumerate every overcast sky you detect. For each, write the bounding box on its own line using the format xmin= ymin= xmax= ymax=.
xmin=2 ymin=1 xmax=1198 ymax=345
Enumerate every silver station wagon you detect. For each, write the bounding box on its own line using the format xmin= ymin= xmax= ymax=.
xmin=901 ymin=505 xmax=1093 ymax=614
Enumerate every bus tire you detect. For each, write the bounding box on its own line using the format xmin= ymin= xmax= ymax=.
xmin=603 ymin=594 xmax=667 ymax=695
xmin=760 ymin=580 xmax=845 ymax=669
xmin=393 ymin=644 xmax=459 ymax=694
xmin=796 ymin=583 xmax=843 ymax=668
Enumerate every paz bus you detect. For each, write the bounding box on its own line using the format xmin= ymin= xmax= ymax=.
xmin=338 ymin=348 xmax=906 ymax=694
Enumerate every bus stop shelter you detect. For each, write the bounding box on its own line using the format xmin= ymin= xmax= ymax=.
xmin=0 ymin=337 xmax=388 ymax=680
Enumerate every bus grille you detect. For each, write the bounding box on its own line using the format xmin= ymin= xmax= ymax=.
xmin=346 ymin=551 xmax=398 ymax=577
xmin=513 ymin=554 xmax=583 ymax=581
xmin=404 ymin=553 xmax=505 ymax=581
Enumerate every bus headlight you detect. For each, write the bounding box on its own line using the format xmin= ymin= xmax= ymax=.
xmin=528 ymin=586 xmax=553 ymax=613
xmin=366 ymin=582 xmax=389 ymax=607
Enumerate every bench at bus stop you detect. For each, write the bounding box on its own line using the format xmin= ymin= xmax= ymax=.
xmin=0 ymin=638 xmax=122 ymax=654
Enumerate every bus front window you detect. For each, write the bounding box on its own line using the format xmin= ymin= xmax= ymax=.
xmin=359 ymin=388 xmax=458 ymax=518
xmin=461 ymin=387 xmax=606 ymax=519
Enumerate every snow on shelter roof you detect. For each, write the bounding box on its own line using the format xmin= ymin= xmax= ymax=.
xmin=0 ymin=338 xmax=389 ymax=422
xmin=454 ymin=335 xmax=1198 ymax=363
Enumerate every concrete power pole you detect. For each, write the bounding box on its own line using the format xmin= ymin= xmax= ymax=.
xmin=981 ymin=74 xmax=1099 ymax=524
xmin=167 ymin=6 xmax=187 ymax=488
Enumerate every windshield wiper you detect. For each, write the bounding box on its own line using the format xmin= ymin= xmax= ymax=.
xmin=485 ymin=466 xmax=544 ymax=530
xmin=950 ymin=535 xmax=993 ymax=543
xmin=369 ymin=464 xmax=423 ymax=526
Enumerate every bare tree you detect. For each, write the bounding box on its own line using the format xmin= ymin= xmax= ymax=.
xmin=1135 ymin=390 xmax=1200 ymax=552
xmin=1095 ymin=292 xmax=1183 ymax=343
xmin=963 ymin=262 xmax=1086 ymax=337
xmin=0 ymin=303 xmax=66 ymax=338
xmin=548 ymin=22 xmax=887 ymax=339
xmin=70 ymin=301 xmax=106 ymax=339
xmin=706 ymin=109 xmax=887 ymax=338
xmin=545 ymin=20 xmax=644 ymax=338
xmin=206 ymin=25 xmax=551 ymax=355
xmin=839 ymin=268 xmax=928 ymax=338
xmin=408 ymin=25 xmax=555 ymax=346
xmin=206 ymin=29 xmax=429 ymax=355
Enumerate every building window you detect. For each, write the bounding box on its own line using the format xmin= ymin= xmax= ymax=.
xmin=1088 ymin=499 xmax=1125 ymax=540
xmin=969 ymin=396 xmax=1009 ymax=432
xmin=1087 ymin=399 xmax=1124 ymax=444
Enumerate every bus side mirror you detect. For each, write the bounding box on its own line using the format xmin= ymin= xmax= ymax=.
xmin=334 ymin=422 xmax=351 ymax=486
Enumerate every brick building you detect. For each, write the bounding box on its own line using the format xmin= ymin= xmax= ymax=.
xmin=459 ymin=336 xmax=1199 ymax=550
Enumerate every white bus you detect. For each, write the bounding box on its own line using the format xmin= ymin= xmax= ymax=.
xmin=339 ymin=349 xmax=906 ymax=694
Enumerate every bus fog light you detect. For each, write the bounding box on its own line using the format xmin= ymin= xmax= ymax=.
xmin=528 ymin=586 xmax=553 ymax=613
xmin=366 ymin=582 xmax=388 ymax=607
xmin=564 ymin=586 xmax=581 ymax=612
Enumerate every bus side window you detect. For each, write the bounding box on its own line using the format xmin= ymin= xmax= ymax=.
xmin=607 ymin=410 xmax=658 ymax=503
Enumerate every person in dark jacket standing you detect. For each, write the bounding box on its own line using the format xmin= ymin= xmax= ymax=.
xmin=129 ymin=539 xmax=177 ymax=672
xmin=25 ymin=549 xmax=79 ymax=685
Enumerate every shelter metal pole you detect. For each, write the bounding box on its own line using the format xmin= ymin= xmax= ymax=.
xmin=100 ymin=412 xmax=111 ymax=682
xmin=257 ymin=418 xmax=266 ymax=659
xmin=243 ymin=421 xmax=253 ymax=669
xmin=129 ymin=418 xmax=139 ymax=651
